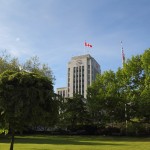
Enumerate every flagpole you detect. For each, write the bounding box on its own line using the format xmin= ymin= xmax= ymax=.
xmin=121 ymin=41 xmax=123 ymax=67
xmin=121 ymin=41 xmax=125 ymax=67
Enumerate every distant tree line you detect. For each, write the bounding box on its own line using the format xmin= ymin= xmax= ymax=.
xmin=0 ymin=49 xmax=150 ymax=149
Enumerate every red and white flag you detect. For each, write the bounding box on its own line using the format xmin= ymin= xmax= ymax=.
xmin=84 ymin=41 xmax=92 ymax=48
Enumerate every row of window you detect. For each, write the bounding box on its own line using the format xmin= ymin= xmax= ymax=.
xmin=58 ymin=90 xmax=67 ymax=97
xmin=74 ymin=66 xmax=85 ymax=70
xmin=73 ymin=84 xmax=84 ymax=88
xmin=68 ymin=65 xmax=99 ymax=78
xmin=74 ymin=73 xmax=84 ymax=77
xmin=73 ymin=79 xmax=84 ymax=82
xmin=73 ymin=90 xmax=84 ymax=95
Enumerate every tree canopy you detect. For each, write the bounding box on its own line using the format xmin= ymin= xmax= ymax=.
xmin=0 ymin=70 xmax=58 ymax=150
xmin=86 ymin=48 xmax=150 ymax=135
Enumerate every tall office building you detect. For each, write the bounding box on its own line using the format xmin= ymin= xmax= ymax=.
xmin=56 ymin=54 xmax=101 ymax=98
xmin=67 ymin=54 xmax=101 ymax=98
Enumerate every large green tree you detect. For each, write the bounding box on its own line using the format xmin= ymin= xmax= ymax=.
xmin=61 ymin=94 xmax=88 ymax=130
xmin=138 ymin=49 xmax=150 ymax=123
xmin=23 ymin=56 xmax=55 ymax=81
xmin=0 ymin=70 xmax=58 ymax=150
xmin=87 ymin=48 xmax=150 ymax=135
xmin=0 ymin=52 xmax=54 ymax=82
xmin=0 ymin=53 xmax=20 ymax=74
xmin=87 ymin=70 xmax=124 ymax=127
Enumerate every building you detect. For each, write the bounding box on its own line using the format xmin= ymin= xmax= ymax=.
xmin=67 ymin=54 xmax=100 ymax=98
xmin=56 ymin=87 xmax=68 ymax=98
xmin=57 ymin=54 xmax=101 ymax=98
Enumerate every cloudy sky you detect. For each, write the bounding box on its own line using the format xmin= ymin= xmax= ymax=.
xmin=0 ymin=0 xmax=150 ymax=90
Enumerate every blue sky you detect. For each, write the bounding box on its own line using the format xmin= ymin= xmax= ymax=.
xmin=0 ymin=0 xmax=150 ymax=90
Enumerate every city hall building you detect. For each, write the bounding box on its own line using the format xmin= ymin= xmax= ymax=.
xmin=57 ymin=54 xmax=101 ymax=98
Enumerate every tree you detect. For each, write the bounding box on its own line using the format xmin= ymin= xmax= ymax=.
xmin=142 ymin=48 xmax=150 ymax=76
xmin=115 ymin=50 xmax=150 ymax=135
xmin=61 ymin=94 xmax=88 ymax=130
xmin=0 ymin=52 xmax=20 ymax=74
xmin=0 ymin=52 xmax=55 ymax=83
xmin=23 ymin=56 xmax=55 ymax=81
xmin=0 ymin=70 xmax=57 ymax=150
xmin=121 ymin=55 xmax=145 ymax=123
xmin=87 ymin=70 xmax=124 ymax=128
xmin=138 ymin=48 xmax=150 ymax=123
xmin=87 ymin=74 xmax=107 ymax=126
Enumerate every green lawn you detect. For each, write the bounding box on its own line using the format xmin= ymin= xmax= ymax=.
xmin=0 ymin=135 xmax=150 ymax=150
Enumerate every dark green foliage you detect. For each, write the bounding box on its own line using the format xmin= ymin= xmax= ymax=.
xmin=60 ymin=94 xmax=89 ymax=130
xmin=0 ymin=70 xmax=58 ymax=150
xmin=23 ymin=56 xmax=55 ymax=81
xmin=86 ymin=48 xmax=150 ymax=135
xmin=1 ymin=49 xmax=150 ymax=137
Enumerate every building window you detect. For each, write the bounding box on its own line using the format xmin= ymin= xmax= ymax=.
xmin=63 ymin=90 xmax=65 ymax=97
xmin=79 ymin=66 xmax=81 ymax=72
xmin=76 ymin=67 xmax=78 ymax=71
xmin=68 ymin=68 xmax=70 ymax=75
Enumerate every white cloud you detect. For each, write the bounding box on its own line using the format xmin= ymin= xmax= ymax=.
xmin=0 ymin=23 xmax=34 ymax=58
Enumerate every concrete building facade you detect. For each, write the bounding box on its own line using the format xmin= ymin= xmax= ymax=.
xmin=56 ymin=54 xmax=100 ymax=98
xmin=56 ymin=87 xmax=68 ymax=98
xmin=67 ymin=54 xmax=101 ymax=98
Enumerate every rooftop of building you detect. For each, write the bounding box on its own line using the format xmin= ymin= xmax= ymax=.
xmin=71 ymin=54 xmax=92 ymax=60
xmin=57 ymin=87 xmax=67 ymax=90
xmin=68 ymin=54 xmax=100 ymax=68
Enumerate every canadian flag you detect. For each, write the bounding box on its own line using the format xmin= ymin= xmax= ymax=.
xmin=85 ymin=41 xmax=92 ymax=48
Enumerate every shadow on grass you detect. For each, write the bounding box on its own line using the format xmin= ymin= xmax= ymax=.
xmin=0 ymin=135 xmax=126 ymax=146
xmin=0 ymin=135 xmax=150 ymax=146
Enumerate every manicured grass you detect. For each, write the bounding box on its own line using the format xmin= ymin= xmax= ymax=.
xmin=0 ymin=135 xmax=150 ymax=150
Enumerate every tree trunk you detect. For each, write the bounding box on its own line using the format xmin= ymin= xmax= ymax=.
xmin=10 ymin=130 xmax=15 ymax=150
